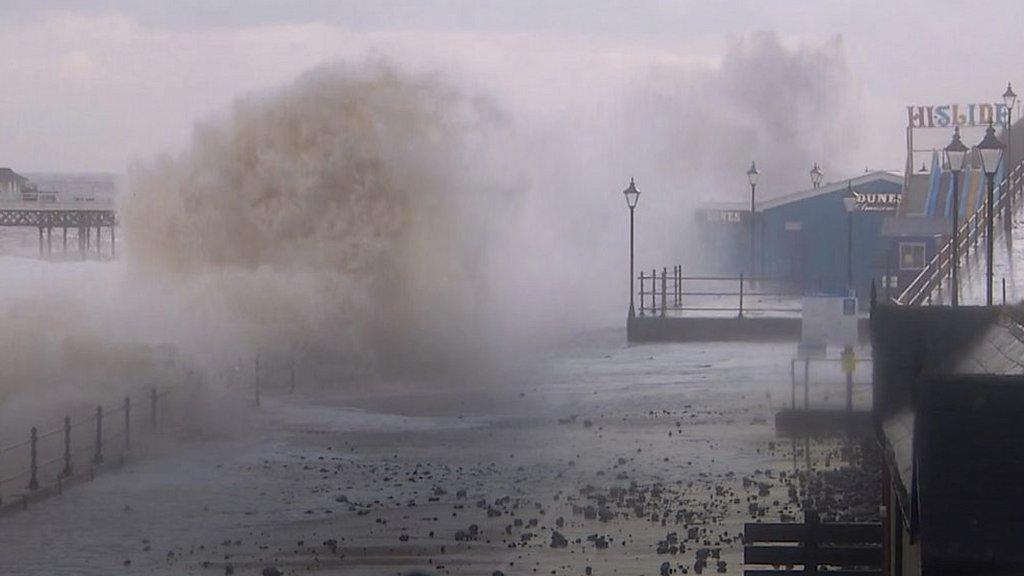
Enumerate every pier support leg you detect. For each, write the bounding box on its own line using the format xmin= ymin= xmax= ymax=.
xmin=38 ymin=227 xmax=43 ymax=258
xmin=803 ymin=359 xmax=810 ymax=409
xmin=790 ymin=359 xmax=796 ymax=409
xmin=111 ymin=226 xmax=116 ymax=259
xmin=63 ymin=227 xmax=67 ymax=253
xmin=46 ymin=227 xmax=52 ymax=257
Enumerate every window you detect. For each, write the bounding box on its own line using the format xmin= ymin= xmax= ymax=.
xmin=899 ymin=242 xmax=926 ymax=270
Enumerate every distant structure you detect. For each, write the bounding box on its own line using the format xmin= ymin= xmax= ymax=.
xmin=0 ymin=168 xmax=117 ymax=259
xmin=0 ymin=168 xmax=30 ymax=201
xmin=694 ymin=170 xmax=903 ymax=300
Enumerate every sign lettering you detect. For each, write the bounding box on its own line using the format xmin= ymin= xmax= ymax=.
xmin=853 ymin=192 xmax=901 ymax=211
xmin=907 ymin=103 xmax=1009 ymax=128
xmin=704 ymin=210 xmax=744 ymax=224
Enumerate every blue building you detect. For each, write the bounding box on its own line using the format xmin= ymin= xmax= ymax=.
xmin=695 ymin=171 xmax=903 ymax=299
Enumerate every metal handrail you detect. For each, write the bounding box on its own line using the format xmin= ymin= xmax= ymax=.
xmin=637 ymin=266 xmax=799 ymax=317
xmin=0 ymin=387 xmax=172 ymax=501
xmin=897 ymin=161 xmax=1024 ymax=306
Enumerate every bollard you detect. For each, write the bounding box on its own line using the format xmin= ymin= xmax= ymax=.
xmin=124 ymin=396 xmax=131 ymax=451
xmin=28 ymin=427 xmax=39 ymax=491
xmin=93 ymin=405 xmax=103 ymax=464
xmin=60 ymin=416 xmax=72 ymax=478
xmin=1003 ymin=277 xmax=1007 ymax=305
xmin=150 ymin=388 xmax=158 ymax=431
xmin=738 ymin=273 xmax=745 ymax=318
xmin=660 ymin=267 xmax=667 ymax=318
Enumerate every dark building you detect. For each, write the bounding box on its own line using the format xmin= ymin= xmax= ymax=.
xmin=695 ymin=171 xmax=903 ymax=299
xmin=872 ymin=304 xmax=1024 ymax=575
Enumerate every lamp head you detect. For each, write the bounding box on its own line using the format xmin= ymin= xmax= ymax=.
xmin=976 ymin=121 xmax=1006 ymax=176
xmin=809 ymin=163 xmax=824 ymax=188
xmin=944 ymin=126 xmax=969 ymax=173
xmin=746 ymin=161 xmax=759 ymax=187
xmin=1004 ymin=82 xmax=1018 ymax=111
xmin=623 ymin=177 xmax=640 ymax=209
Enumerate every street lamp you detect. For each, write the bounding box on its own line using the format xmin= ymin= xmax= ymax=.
xmin=747 ymin=161 xmax=759 ymax=276
xmin=944 ymin=126 xmax=969 ymax=306
xmin=842 ymin=181 xmax=858 ymax=295
xmin=810 ymin=163 xmax=824 ymax=189
xmin=1003 ymin=82 xmax=1017 ymax=222
xmin=977 ymin=122 xmax=1006 ymax=305
xmin=624 ymin=178 xmax=640 ymax=318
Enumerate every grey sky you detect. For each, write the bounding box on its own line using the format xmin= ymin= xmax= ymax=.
xmin=2 ymin=1 xmax=1023 ymax=173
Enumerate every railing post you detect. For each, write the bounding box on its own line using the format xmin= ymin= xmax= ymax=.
xmin=124 ymin=396 xmax=131 ymax=451
xmin=677 ymin=266 xmax=683 ymax=308
xmin=660 ymin=267 xmax=667 ymax=318
xmin=150 ymin=388 xmax=158 ymax=431
xmin=650 ymin=268 xmax=657 ymax=316
xmin=804 ymin=510 xmax=820 ymax=575
xmin=676 ymin=265 xmax=682 ymax=306
xmin=60 ymin=415 xmax=72 ymax=478
xmin=28 ymin=427 xmax=39 ymax=491
xmin=738 ymin=273 xmax=745 ymax=318
xmin=93 ymin=405 xmax=103 ymax=464
xmin=254 ymin=356 xmax=261 ymax=407
xmin=638 ymin=271 xmax=645 ymax=316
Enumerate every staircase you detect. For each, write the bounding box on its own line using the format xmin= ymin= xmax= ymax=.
xmin=897 ymin=161 xmax=1024 ymax=306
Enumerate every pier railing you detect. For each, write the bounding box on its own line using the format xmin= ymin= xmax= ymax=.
xmin=0 ymin=386 xmax=173 ymax=510
xmin=897 ymin=160 xmax=1024 ymax=306
xmin=638 ymin=266 xmax=800 ymax=317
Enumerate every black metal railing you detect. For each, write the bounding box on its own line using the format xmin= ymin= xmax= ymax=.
xmin=898 ymin=161 xmax=1024 ymax=306
xmin=637 ymin=266 xmax=799 ymax=317
xmin=0 ymin=386 xmax=172 ymax=509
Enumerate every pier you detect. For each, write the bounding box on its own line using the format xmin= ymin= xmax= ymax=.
xmin=0 ymin=200 xmax=117 ymax=260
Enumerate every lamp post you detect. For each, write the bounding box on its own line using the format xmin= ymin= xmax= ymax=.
xmin=977 ymin=122 xmax=1006 ymax=306
xmin=810 ymin=163 xmax=824 ymax=189
xmin=944 ymin=126 xmax=969 ymax=306
xmin=747 ymin=161 xmax=759 ymax=277
xmin=842 ymin=181 xmax=858 ymax=295
xmin=1003 ymin=82 xmax=1017 ymax=223
xmin=624 ymin=178 xmax=640 ymax=318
